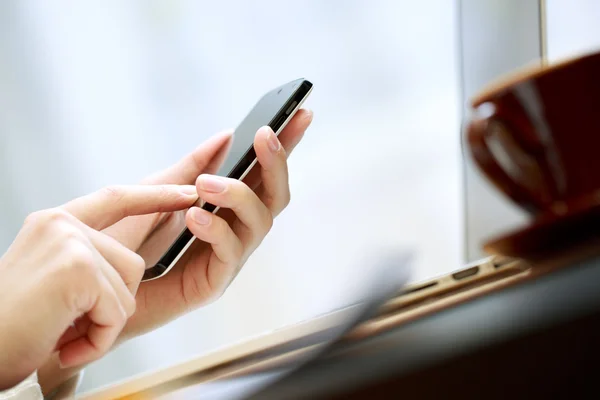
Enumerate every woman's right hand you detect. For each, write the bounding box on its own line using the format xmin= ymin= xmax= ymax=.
xmin=0 ymin=184 xmax=198 ymax=390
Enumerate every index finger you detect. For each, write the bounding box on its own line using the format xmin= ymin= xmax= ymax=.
xmin=62 ymin=184 xmax=198 ymax=230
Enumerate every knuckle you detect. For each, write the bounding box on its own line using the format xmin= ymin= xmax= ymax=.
xmin=61 ymin=285 xmax=93 ymax=316
xmin=229 ymin=181 xmax=251 ymax=209
xmin=157 ymin=184 xmax=171 ymax=199
xmin=23 ymin=210 xmax=42 ymax=226
xmin=130 ymin=253 xmax=147 ymax=281
xmin=66 ymin=241 xmax=96 ymax=275
xmin=56 ymin=242 xmax=97 ymax=312
xmin=57 ymin=223 xmax=85 ymax=242
xmin=213 ymin=216 xmax=229 ymax=238
xmin=100 ymin=185 xmax=126 ymax=204
xmin=230 ymin=179 xmax=247 ymax=195
xmin=25 ymin=208 xmax=70 ymax=227
xmin=151 ymin=185 xmax=172 ymax=212
xmin=99 ymin=185 xmax=128 ymax=218
xmin=44 ymin=208 xmax=72 ymax=223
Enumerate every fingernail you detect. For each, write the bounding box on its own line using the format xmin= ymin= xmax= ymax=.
xmin=266 ymin=129 xmax=280 ymax=152
xmin=180 ymin=185 xmax=198 ymax=196
xmin=305 ymin=109 xmax=314 ymax=120
xmin=197 ymin=175 xmax=226 ymax=193
xmin=192 ymin=208 xmax=211 ymax=225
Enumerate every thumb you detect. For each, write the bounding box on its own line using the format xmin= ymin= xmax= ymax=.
xmin=61 ymin=184 xmax=198 ymax=230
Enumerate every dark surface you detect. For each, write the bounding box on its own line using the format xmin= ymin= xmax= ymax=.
xmin=250 ymin=254 xmax=600 ymax=399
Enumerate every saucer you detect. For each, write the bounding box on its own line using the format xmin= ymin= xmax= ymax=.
xmin=483 ymin=202 xmax=600 ymax=259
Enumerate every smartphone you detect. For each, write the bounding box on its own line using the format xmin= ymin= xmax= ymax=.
xmin=142 ymin=78 xmax=313 ymax=281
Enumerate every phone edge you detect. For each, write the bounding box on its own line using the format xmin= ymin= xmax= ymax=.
xmin=141 ymin=81 xmax=313 ymax=282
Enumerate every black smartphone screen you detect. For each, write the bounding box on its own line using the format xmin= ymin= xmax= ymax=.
xmin=142 ymin=78 xmax=312 ymax=281
xmin=215 ymin=78 xmax=310 ymax=179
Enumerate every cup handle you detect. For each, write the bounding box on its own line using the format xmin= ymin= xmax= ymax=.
xmin=467 ymin=116 xmax=548 ymax=214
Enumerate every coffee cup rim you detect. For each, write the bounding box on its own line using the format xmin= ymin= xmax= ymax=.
xmin=471 ymin=49 xmax=600 ymax=108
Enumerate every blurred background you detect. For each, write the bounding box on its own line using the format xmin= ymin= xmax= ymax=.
xmin=0 ymin=0 xmax=598 ymax=394
xmin=461 ymin=0 xmax=600 ymax=262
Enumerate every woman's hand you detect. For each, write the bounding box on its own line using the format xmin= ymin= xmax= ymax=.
xmin=0 ymin=184 xmax=198 ymax=390
xmin=105 ymin=109 xmax=313 ymax=339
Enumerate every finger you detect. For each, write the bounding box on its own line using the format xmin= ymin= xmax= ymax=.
xmin=84 ymin=226 xmax=146 ymax=294
xmin=56 ymin=246 xmax=135 ymax=355
xmin=56 ymin=316 xmax=92 ymax=351
xmin=95 ymin=247 xmax=137 ymax=317
xmin=252 ymin=126 xmax=290 ymax=216
xmin=57 ymin=274 xmax=127 ymax=368
xmin=144 ymin=130 xmax=233 ymax=185
xmin=244 ymin=108 xmax=312 ymax=190
xmin=195 ymin=175 xmax=273 ymax=247
xmin=185 ymin=207 xmax=244 ymax=292
xmin=62 ymin=184 xmax=198 ymax=231
xmin=277 ymin=108 xmax=313 ymax=155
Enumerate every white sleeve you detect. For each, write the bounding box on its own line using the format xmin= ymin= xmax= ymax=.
xmin=0 ymin=371 xmax=82 ymax=400
xmin=0 ymin=373 xmax=43 ymax=400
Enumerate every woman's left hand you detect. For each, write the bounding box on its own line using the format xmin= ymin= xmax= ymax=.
xmin=104 ymin=109 xmax=313 ymax=340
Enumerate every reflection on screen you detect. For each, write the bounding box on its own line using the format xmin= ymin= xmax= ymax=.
xmin=215 ymin=80 xmax=301 ymax=178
